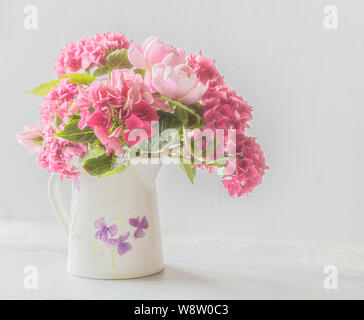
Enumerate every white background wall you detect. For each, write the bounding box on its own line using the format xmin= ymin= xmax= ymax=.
xmin=1 ymin=0 xmax=363 ymax=243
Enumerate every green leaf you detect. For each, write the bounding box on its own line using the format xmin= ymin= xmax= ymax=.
xmin=81 ymin=142 xmax=106 ymax=162
xmin=54 ymin=113 xmax=63 ymax=130
xmin=189 ymin=102 xmax=203 ymax=115
xmin=160 ymin=96 xmax=203 ymax=128
xmin=179 ymin=162 xmax=196 ymax=184
xmin=31 ymin=136 xmax=43 ymax=146
xmin=54 ymin=119 xmax=96 ymax=143
xmin=28 ymin=79 xmax=60 ymax=96
xmin=205 ymin=156 xmax=229 ymax=168
xmin=101 ymin=163 xmax=128 ymax=177
xmin=137 ymin=110 xmax=182 ymax=153
xmin=83 ymin=154 xmax=114 ymax=177
xmin=157 ymin=110 xmax=183 ymax=131
xmin=134 ymin=68 xmax=146 ymax=78
xmin=101 ymin=155 xmax=130 ymax=177
xmin=93 ymin=65 xmax=109 ymax=77
xmin=66 ymin=73 xmax=96 ymax=86
xmin=83 ymin=154 xmax=129 ymax=178
xmin=28 ymin=73 xmax=96 ymax=96
xmin=105 ymin=49 xmax=133 ymax=71
xmin=138 ymin=128 xmax=180 ymax=154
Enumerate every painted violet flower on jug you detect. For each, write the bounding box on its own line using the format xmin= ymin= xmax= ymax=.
xmin=129 ymin=216 xmax=149 ymax=239
xmin=94 ymin=217 xmax=118 ymax=242
xmin=107 ymin=232 xmax=132 ymax=256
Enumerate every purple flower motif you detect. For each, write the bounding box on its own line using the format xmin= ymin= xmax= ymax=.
xmin=107 ymin=232 xmax=132 ymax=256
xmin=129 ymin=216 xmax=149 ymax=239
xmin=94 ymin=217 xmax=118 ymax=242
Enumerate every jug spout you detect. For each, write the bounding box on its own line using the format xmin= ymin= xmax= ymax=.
xmin=132 ymin=162 xmax=162 ymax=189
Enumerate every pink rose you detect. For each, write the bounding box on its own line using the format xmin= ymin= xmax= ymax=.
xmin=128 ymin=36 xmax=174 ymax=70
xmin=152 ymin=52 xmax=207 ymax=104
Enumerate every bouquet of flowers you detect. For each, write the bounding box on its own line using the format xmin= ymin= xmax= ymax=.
xmin=16 ymin=32 xmax=268 ymax=197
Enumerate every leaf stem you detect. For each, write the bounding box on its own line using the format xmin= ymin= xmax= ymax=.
xmin=160 ymin=96 xmax=202 ymax=122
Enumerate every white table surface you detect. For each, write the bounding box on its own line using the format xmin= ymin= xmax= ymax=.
xmin=0 ymin=220 xmax=363 ymax=300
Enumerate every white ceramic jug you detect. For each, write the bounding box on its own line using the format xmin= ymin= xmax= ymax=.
xmin=48 ymin=163 xmax=164 ymax=279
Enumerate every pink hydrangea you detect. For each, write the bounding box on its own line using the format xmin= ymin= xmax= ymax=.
xmin=55 ymin=32 xmax=129 ymax=77
xmin=77 ymin=69 xmax=160 ymax=123
xmin=131 ymin=99 xmax=159 ymax=122
xmin=187 ymin=51 xmax=252 ymax=139
xmin=187 ymin=50 xmax=252 ymax=132
xmin=38 ymin=128 xmax=87 ymax=181
xmin=196 ymin=164 xmax=216 ymax=174
xmin=40 ymin=79 xmax=79 ymax=128
xmin=109 ymin=69 xmax=157 ymax=119
xmin=201 ymin=84 xmax=252 ymax=133
xmin=86 ymin=110 xmax=111 ymax=129
xmin=94 ymin=125 xmax=124 ymax=157
xmin=187 ymin=52 xmax=224 ymax=86
xmin=55 ymin=42 xmax=82 ymax=76
xmin=84 ymin=110 xmax=123 ymax=157
xmin=121 ymin=114 xmax=154 ymax=148
xmin=89 ymin=80 xmax=122 ymax=110
xmin=35 ymin=80 xmax=89 ymax=181
xmin=190 ymin=128 xmax=225 ymax=162
xmin=74 ymin=69 xmax=160 ymax=154
xmin=111 ymin=69 xmax=154 ymax=104
xmin=222 ymin=136 xmax=268 ymax=197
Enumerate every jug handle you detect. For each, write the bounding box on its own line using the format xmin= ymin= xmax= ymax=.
xmin=48 ymin=173 xmax=70 ymax=237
